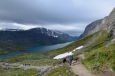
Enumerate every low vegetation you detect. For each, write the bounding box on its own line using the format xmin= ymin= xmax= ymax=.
xmin=0 ymin=32 xmax=94 ymax=76
xmin=0 ymin=53 xmax=57 ymax=66
xmin=82 ymin=30 xmax=115 ymax=72
xmin=0 ymin=41 xmax=29 ymax=55
xmin=46 ymin=32 xmax=94 ymax=59
xmin=0 ymin=68 xmax=40 ymax=76
xmin=45 ymin=65 xmax=78 ymax=76
xmin=0 ymin=32 xmax=93 ymax=63
xmin=1 ymin=30 xmax=115 ymax=75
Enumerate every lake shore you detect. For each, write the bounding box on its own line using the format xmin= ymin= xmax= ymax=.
xmin=0 ymin=42 xmax=73 ymax=58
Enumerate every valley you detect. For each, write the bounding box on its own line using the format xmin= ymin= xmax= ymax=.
xmin=1 ymin=1 xmax=115 ymax=76
xmin=0 ymin=27 xmax=78 ymax=55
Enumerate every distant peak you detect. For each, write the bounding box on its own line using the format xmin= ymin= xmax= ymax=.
xmin=110 ymin=7 xmax=115 ymax=14
xmin=113 ymin=7 xmax=115 ymax=11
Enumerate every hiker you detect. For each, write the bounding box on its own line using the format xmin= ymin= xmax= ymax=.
xmin=69 ymin=55 xmax=73 ymax=66
xmin=62 ymin=57 xmax=66 ymax=65
xmin=75 ymin=57 xmax=79 ymax=62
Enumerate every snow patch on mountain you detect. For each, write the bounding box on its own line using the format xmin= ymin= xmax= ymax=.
xmin=54 ymin=52 xmax=73 ymax=59
xmin=53 ymin=46 xmax=83 ymax=59
xmin=73 ymin=46 xmax=83 ymax=51
xmin=54 ymin=36 xmax=58 ymax=37
xmin=0 ymin=27 xmax=78 ymax=41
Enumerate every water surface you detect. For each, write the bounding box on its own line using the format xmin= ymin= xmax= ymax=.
xmin=0 ymin=42 xmax=73 ymax=58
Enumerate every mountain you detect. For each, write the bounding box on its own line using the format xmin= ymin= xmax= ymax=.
xmin=0 ymin=27 xmax=78 ymax=54
xmin=75 ymin=8 xmax=115 ymax=74
xmin=79 ymin=8 xmax=115 ymax=39
xmin=79 ymin=19 xmax=103 ymax=38
xmin=0 ymin=27 xmax=77 ymax=43
xmin=1 ymin=8 xmax=115 ymax=76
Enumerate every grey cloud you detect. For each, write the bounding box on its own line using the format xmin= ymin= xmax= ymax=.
xmin=62 ymin=30 xmax=83 ymax=36
xmin=0 ymin=0 xmax=115 ymax=36
xmin=0 ymin=23 xmax=19 ymax=29
xmin=0 ymin=0 xmax=105 ymax=25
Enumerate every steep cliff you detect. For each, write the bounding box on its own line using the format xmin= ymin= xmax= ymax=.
xmin=79 ymin=19 xmax=103 ymax=38
xmin=80 ymin=8 xmax=115 ymax=39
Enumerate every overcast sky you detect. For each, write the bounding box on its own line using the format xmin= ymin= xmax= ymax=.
xmin=0 ymin=0 xmax=115 ymax=36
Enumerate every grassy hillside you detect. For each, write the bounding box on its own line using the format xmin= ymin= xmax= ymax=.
xmin=0 ymin=34 xmax=94 ymax=76
xmin=0 ymin=53 xmax=57 ymax=66
xmin=45 ymin=33 xmax=94 ymax=58
xmin=82 ymin=30 xmax=115 ymax=72
xmin=45 ymin=65 xmax=78 ymax=76
xmin=0 ymin=31 xmax=94 ymax=63
xmin=0 ymin=41 xmax=29 ymax=55
xmin=0 ymin=68 xmax=40 ymax=76
xmin=1 ymin=30 xmax=113 ymax=75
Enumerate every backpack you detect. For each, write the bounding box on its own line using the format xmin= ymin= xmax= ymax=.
xmin=69 ymin=55 xmax=73 ymax=60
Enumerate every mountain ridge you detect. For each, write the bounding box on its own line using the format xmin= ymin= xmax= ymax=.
xmin=76 ymin=7 xmax=115 ymax=74
xmin=0 ymin=27 xmax=78 ymax=54
xmin=80 ymin=8 xmax=115 ymax=39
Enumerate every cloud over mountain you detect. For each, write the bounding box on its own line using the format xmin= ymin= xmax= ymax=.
xmin=0 ymin=0 xmax=115 ymax=36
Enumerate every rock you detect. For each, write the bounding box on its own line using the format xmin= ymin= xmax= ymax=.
xmin=79 ymin=19 xmax=103 ymax=38
xmin=79 ymin=7 xmax=115 ymax=39
xmin=107 ymin=30 xmax=114 ymax=38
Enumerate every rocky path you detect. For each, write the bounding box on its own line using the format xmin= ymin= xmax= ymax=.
xmin=71 ymin=62 xmax=96 ymax=76
xmin=0 ymin=62 xmax=51 ymax=76
xmin=35 ymin=65 xmax=63 ymax=76
xmin=71 ymin=54 xmax=100 ymax=76
xmin=71 ymin=54 xmax=115 ymax=76
xmin=0 ymin=62 xmax=50 ymax=70
xmin=0 ymin=62 xmax=64 ymax=76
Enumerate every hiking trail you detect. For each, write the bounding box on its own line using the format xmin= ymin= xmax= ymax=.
xmin=71 ymin=54 xmax=115 ymax=76
xmin=71 ymin=54 xmax=100 ymax=76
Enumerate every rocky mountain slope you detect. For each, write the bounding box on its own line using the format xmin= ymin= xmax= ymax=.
xmin=0 ymin=27 xmax=77 ymax=43
xmin=76 ymin=8 xmax=115 ymax=74
xmin=79 ymin=19 xmax=103 ymax=38
xmin=79 ymin=8 xmax=115 ymax=39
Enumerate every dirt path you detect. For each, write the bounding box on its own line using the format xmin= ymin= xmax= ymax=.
xmin=71 ymin=62 xmax=97 ymax=76
xmin=71 ymin=54 xmax=99 ymax=76
xmin=71 ymin=54 xmax=115 ymax=76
